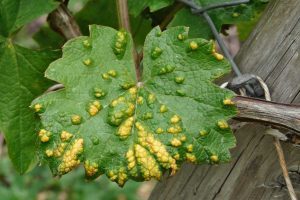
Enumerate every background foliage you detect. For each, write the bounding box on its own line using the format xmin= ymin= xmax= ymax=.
xmin=0 ymin=152 xmax=141 ymax=200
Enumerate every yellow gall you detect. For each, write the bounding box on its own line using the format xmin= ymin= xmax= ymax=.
xmin=108 ymin=70 xmax=117 ymax=77
xmin=110 ymin=100 xmax=118 ymax=107
xmin=126 ymin=149 xmax=134 ymax=158
xmin=175 ymin=76 xmax=185 ymax=84
xmin=171 ymin=138 xmax=182 ymax=147
xmin=210 ymin=154 xmax=219 ymax=162
xmin=170 ymin=115 xmax=181 ymax=124
xmin=199 ymin=130 xmax=208 ymax=136
xmin=53 ymin=143 xmax=66 ymax=157
xmin=117 ymin=117 xmax=134 ymax=139
xmin=39 ymin=129 xmax=50 ymax=142
xmin=135 ymin=122 xmax=145 ymax=131
xmin=134 ymin=144 xmax=162 ymax=180
xmin=126 ymin=149 xmax=136 ymax=170
xmin=109 ymin=174 xmax=117 ymax=181
xmin=38 ymin=129 xmax=47 ymax=136
xmin=41 ymin=135 xmax=50 ymax=143
xmin=71 ymin=115 xmax=81 ymax=125
xmin=117 ymin=31 xmax=125 ymax=41
xmin=83 ymin=58 xmax=92 ymax=66
xmin=151 ymin=47 xmax=163 ymax=58
xmin=186 ymin=153 xmax=196 ymax=163
xmin=60 ymin=131 xmax=73 ymax=142
xmin=148 ymin=93 xmax=156 ymax=104
xmin=92 ymin=100 xmax=101 ymax=109
xmin=58 ymin=138 xmax=84 ymax=174
xmin=128 ymin=161 xmax=136 ymax=170
xmin=189 ymin=41 xmax=198 ymax=50
xmin=83 ymin=40 xmax=91 ymax=48
xmin=177 ymin=33 xmax=184 ymax=40
xmin=218 ymin=120 xmax=229 ymax=129
xmin=88 ymin=101 xmax=101 ymax=116
xmin=34 ymin=104 xmax=42 ymax=112
xmin=129 ymin=87 xmax=137 ymax=95
xmin=84 ymin=161 xmax=98 ymax=177
xmin=223 ymin=98 xmax=235 ymax=105
xmin=187 ymin=144 xmax=193 ymax=152
xmin=115 ymin=42 xmax=122 ymax=48
xmin=214 ymin=52 xmax=224 ymax=61
xmin=167 ymin=125 xmax=182 ymax=134
xmin=108 ymin=170 xmax=115 ymax=177
xmin=118 ymin=96 xmax=125 ymax=102
xmin=102 ymin=73 xmax=110 ymax=80
xmin=180 ymin=135 xmax=186 ymax=142
xmin=45 ymin=149 xmax=53 ymax=157
xmin=159 ymin=105 xmax=168 ymax=113
xmin=174 ymin=153 xmax=180 ymax=160
xmin=137 ymin=96 xmax=143 ymax=104
xmin=126 ymin=103 xmax=135 ymax=116
xmin=117 ymin=171 xmax=128 ymax=186
xmin=155 ymin=128 xmax=164 ymax=134
xmin=94 ymin=88 xmax=106 ymax=98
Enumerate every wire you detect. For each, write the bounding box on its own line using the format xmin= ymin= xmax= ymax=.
xmin=177 ymin=0 xmax=255 ymax=96
xmin=178 ymin=0 xmax=250 ymax=14
xmin=194 ymin=0 xmax=250 ymax=13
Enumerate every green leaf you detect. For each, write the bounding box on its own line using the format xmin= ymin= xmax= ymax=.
xmin=128 ymin=0 xmax=175 ymax=16
xmin=0 ymin=0 xmax=59 ymax=37
xmin=169 ymin=0 xmax=268 ymax=39
xmin=0 ymin=40 xmax=60 ymax=173
xmin=0 ymin=35 xmax=5 ymax=43
xmin=32 ymin=25 xmax=236 ymax=186
xmin=75 ymin=0 xmax=119 ymax=35
xmin=168 ymin=8 xmax=213 ymax=39
xmin=33 ymin=26 xmax=66 ymax=49
xmin=236 ymin=10 xmax=264 ymax=40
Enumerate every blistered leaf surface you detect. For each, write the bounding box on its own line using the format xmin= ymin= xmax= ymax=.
xmin=32 ymin=25 xmax=236 ymax=186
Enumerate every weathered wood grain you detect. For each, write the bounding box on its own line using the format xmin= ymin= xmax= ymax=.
xmin=149 ymin=0 xmax=300 ymax=199
xmin=233 ymin=96 xmax=300 ymax=134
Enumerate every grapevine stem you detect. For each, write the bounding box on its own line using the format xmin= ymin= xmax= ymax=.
xmin=48 ymin=3 xmax=82 ymax=39
xmin=116 ymin=0 xmax=132 ymax=33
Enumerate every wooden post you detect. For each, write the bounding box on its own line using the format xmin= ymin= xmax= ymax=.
xmin=149 ymin=0 xmax=300 ymax=199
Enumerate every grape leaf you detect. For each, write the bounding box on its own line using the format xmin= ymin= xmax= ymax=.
xmin=168 ymin=8 xmax=213 ymax=39
xmin=0 ymin=0 xmax=59 ymax=37
xmin=0 ymin=40 xmax=60 ymax=173
xmin=33 ymin=26 xmax=66 ymax=49
xmin=235 ymin=11 xmax=264 ymax=40
xmin=32 ymin=25 xmax=236 ymax=186
xmin=128 ymin=0 xmax=175 ymax=16
xmin=169 ymin=0 xmax=268 ymax=39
